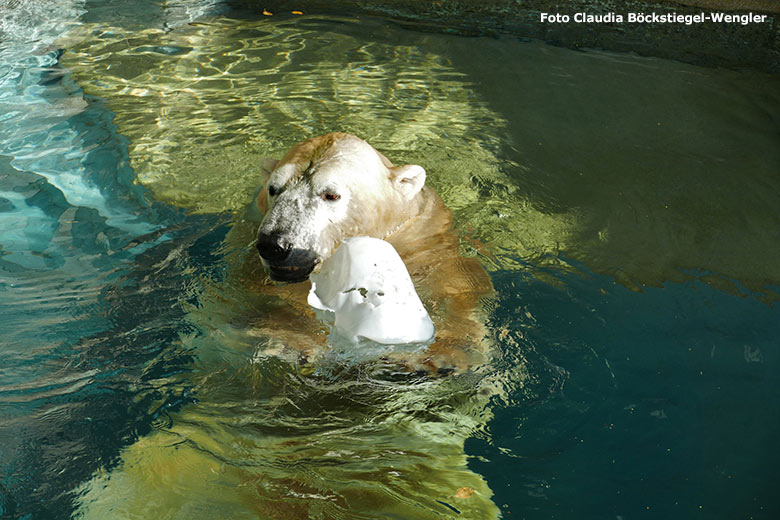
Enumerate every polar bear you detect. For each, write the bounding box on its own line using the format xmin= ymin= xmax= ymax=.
xmin=74 ymin=133 xmax=502 ymax=519
xmin=252 ymin=132 xmax=493 ymax=372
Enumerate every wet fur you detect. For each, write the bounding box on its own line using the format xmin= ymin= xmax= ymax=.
xmin=253 ymin=133 xmax=493 ymax=372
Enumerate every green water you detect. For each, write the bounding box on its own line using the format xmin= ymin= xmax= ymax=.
xmin=2 ymin=3 xmax=779 ymax=519
xmin=61 ymin=11 xmax=780 ymax=298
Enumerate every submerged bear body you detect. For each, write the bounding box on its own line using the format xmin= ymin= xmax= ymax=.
xmin=74 ymin=134 xmax=503 ymax=519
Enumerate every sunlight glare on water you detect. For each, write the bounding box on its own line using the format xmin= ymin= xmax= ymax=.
xmin=61 ymin=10 xmax=780 ymax=298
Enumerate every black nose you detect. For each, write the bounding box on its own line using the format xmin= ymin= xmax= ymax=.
xmin=256 ymin=231 xmax=292 ymax=263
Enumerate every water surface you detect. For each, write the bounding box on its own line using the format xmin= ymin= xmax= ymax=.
xmin=1 ymin=2 xmax=779 ymax=519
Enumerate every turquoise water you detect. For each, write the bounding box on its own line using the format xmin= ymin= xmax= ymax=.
xmin=1 ymin=1 xmax=779 ymax=519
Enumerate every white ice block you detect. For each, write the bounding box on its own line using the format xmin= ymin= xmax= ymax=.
xmin=307 ymin=237 xmax=435 ymax=344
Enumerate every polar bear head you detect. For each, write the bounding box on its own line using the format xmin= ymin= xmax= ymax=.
xmin=255 ymin=133 xmax=427 ymax=283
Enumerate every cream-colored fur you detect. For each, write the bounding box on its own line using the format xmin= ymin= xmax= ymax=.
xmin=253 ymin=133 xmax=493 ymax=372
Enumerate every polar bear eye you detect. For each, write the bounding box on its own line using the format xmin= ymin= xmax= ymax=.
xmin=322 ymin=192 xmax=341 ymax=202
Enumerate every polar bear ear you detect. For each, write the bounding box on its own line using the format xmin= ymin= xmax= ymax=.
xmin=390 ymin=164 xmax=426 ymax=200
xmin=259 ymin=157 xmax=279 ymax=176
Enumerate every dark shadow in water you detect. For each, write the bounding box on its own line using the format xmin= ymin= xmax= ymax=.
xmin=472 ymin=258 xmax=780 ymax=518
xmin=449 ymin=37 xmax=780 ymax=300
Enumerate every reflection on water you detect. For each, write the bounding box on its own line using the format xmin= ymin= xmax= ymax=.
xmin=76 ymin=358 xmax=504 ymax=518
xmin=61 ymin=13 xmax=575 ymax=281
xmin=61 ymin=16 xmax=505 ymax=208
xmin=0 ymin=1 xmax=198 ymax=516
xmin=452 ymin=39 xmax=780 ymax=298
xmin=2 ymin=2 xmax=779 ymax=519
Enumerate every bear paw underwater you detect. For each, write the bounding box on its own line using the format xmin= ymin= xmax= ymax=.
xmin=253 ymin=132 xmax=494 ymax=374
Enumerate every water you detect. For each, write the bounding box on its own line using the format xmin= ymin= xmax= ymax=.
xmin=1 ymin=1 xmax=779 ymax=518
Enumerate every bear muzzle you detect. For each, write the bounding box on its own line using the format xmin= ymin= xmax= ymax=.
xmin=257 ymin=231 xmax=319 ymax=283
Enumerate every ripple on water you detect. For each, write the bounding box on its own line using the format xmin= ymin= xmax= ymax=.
xmin=61 ymin=12 xmax=780 ymax=298
xmin=3 ymin=4 xmax=780 ymax=519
